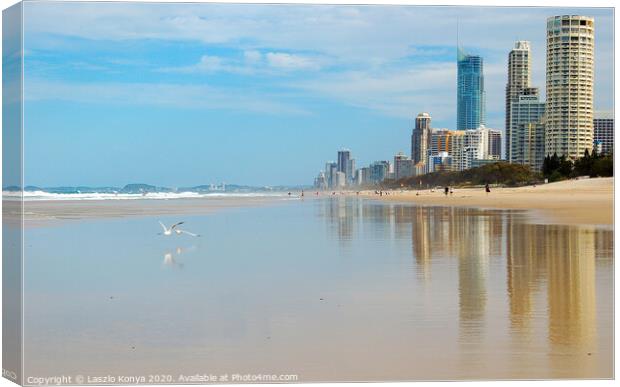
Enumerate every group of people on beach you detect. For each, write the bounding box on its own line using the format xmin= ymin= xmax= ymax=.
xmin=300 ymin=183 xmax=492 ymax=198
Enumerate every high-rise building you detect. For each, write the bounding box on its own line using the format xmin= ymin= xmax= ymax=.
xmin=337 ymin=149 xmax=351 ymax=176
xmin=394 ymin=152 xmax=415 ymax=180
xmin=545 ymin=15 xmax=595 ymax=160
xmin=369 ymin=161 xmax=390 ymax=184
xmin=347 ymin=158 xmax=356 ymax=184
xmin=457 ymin=48 xmax=485 ymax=130
xmin=487 ymin=128 xmax=502 ymax=159
xmin=431 ymin=126 xmax=498 ymax=171
xmin=505 ymin=41 xmax=532 ymax=159
xmin=509 ymin=92 xmax=546 ymax=171
xmin=334 ymin=171 xmax=346 ymax=189
xmin=325 ymin=161 xmax=338 ymax=189
xmin=314 ymin=171 xmax=327 ymax=190
xmin=412 ymin=112 xmax=431 ymax=164
xmin=593 ymin=112 xmax=614 ymax=155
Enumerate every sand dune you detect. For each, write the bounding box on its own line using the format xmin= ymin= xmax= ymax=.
xmin=360 ymin=177 xmax=614 ymax=225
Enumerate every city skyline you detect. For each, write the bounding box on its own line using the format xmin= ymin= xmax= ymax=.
xmin=20 ymin=3 xmax=614 ymax=187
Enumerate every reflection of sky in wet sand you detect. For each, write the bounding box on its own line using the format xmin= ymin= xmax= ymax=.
xmin=23 ymin=199 xmax=613 ymax=380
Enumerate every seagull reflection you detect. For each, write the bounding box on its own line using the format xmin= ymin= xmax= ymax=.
xmin=162 ymin=245 xmax=197 ymax=269
xmin=162 ymin=251 xmax=183 ymax=268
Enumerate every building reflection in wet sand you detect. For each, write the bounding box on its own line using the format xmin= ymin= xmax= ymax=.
xmin=318 ymin=197 xmax=612 ymax=378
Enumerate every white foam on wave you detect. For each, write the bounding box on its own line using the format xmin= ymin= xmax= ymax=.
xmin=4 ymin=190 xmax=293 ymax=201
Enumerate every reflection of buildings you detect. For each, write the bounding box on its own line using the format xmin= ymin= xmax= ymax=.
xmin=506 ymin=217 xmax=548 ymax=331
xmin=546 ymin=227 xmax=596 ymax=344
xmin=505 ymin=218 xmax=604 ymax=376
xmin=317 ymin=198 xmax=608 ymax=374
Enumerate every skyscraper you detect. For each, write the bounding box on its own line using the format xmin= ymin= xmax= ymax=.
xmin=411 ymin=112 xmax=431 ymax=164
xmin=394 ymin=152 xmax=414 ymax=180
xmin=457 ymin=48 xmax=485 ymax=130
xmin=337 ymin=149 xmax=353 ymax=184
xmin=593 ymin=112 xmax=614 ymax=155
xmin=505 ymin=41 xmax=532 ymax=159
xmin=545 ymin=15 xmax=595 ymax=160
xmin=509 ymin=91 xmax=546 ymax=171
xmin=487 ymin=128 xmax=502 ymax=159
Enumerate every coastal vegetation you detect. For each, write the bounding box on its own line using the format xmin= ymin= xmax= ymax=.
xmin=385 ymin=150 xmax=613 ymax=189
xmin=542 ymin=150 xmax=613 ymax=182
xmin=385 ymin=162 xmax=539 ymax=188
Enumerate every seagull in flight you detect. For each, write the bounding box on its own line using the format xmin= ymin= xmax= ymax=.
xmin=174 ymin=228 xmax=201 ymax=237
xmin=158 ymin=221 xmax=184 ymax=236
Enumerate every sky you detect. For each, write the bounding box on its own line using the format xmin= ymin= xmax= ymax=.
xmin=19 ymin=1 xmax=614 ymax=187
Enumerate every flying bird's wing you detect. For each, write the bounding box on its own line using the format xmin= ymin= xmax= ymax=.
xmin=179 ymin=230 xmax=200 ymax=237
xmin=158 ymin=221 xmax=168 ymax=232
xmin=171 ymin=221 xmax=185 ymax=230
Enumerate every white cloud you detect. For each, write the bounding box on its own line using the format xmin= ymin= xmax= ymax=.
xmin=290 ymin=63 xmax=457 ymax=120
xmin=243 ymin=50 xmax=262 ymax=64
xmin=265 ymin=52 xmax=321 ymax=71
xmin=22 ymin=3 xmax=614 ymax=123
xmin=24 ymin=79 xmax=310 ymax=116
xmin=158 ymin=51 xmax=324 ymax=74
xmin=158 ymin=54 xmax=225 ymax=73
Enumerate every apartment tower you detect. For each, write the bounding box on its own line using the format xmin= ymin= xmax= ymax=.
xmin=457 ymin=48 xmax=485 ymax=130
xmin=411 ymin=112 xmax=431 ymax=164
xmin=505 ymin=41 xmax=532 ymax=160
xmin=545 ymin=15 xmax=595 ymax=160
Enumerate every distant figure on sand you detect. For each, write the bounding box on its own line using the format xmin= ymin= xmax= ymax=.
xmin=444 ymin=187 xmax=449 ymax=196
xmin=485 ymin=184 xmax=491 ymax=194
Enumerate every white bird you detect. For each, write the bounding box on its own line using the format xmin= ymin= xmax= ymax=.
xmin=174 ymin=228 xmax=201 ymax=237
xmin=158 ymin=221 xmax=184 ymax=236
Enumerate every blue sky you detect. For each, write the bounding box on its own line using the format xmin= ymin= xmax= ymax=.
xmin=21 ymin=2 xmax=614 ymax=187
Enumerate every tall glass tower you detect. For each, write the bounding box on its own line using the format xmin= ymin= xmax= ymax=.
xmin=457 ymin=48 xmax=485 ymax=130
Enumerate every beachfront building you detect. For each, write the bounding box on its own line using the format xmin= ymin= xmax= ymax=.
xmin=368 ymin=161 xmax=390 ymax=184
xmin=334 ymin=171 xmax=346 ymax=189
xmin=428 ymin=152 xmax=454 ymax=173
xmin=509 ymin=92 xmax=546 ymax=171
xmin=314 ymin=171 xmax=328 ymax=190
xmin=593 ymin=112 xmax=614 ymax=155
xmin=487 ymin=128 xmax=502 ymax=159
xmin=505 ymin=41 xmax=532 ymax=159
xmin=412 ymin=112 xmax=432 ymax=165
xmin=545 ymin=15 xmax=595 ymax=160
xmin=457 ymin=47 xmax=485 ymax=130
xmin=337 ymin=149 xmax=352 ymax=182
xmin=394 ymin=152 xmax=415 ymax=180
xmin=355 ymin=167 xmax=370 ymax=186
xmin=427 ymin=126 xmax=498 ymax=172
xmin=324 ymin=162 xmax=338 ymax=189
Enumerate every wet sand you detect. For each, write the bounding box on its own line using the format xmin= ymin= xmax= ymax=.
xmin=5 ymin=178 xmax=613 ymax=228
xmin=360 ymin=177 xmax=613 ymax=226
xmin=13 ymin=196 xmax=294 ymax=226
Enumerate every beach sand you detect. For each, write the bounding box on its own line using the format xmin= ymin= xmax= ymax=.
xmin=11 ymin=196 xmax=292 ymax=226
xmin=360 ymin=177 xmax=614 ymax=226
xmin=5 ymin=178 xmax=613 ymax=227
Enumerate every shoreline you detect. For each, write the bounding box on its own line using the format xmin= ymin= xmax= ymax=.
xmin=356 ymin=177 xmax=613 ymax=226
xmin=5 ymin=177 xmax=613 ymax=227
xmin=8 ymin=196 xmax=295 ymax=227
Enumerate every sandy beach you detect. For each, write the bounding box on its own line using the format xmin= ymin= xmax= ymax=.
xmin=8 ymin=196 xmax=292 ymax=227
xmin=359 ymin=177 xmax=614 ymax=226
xmin=6 ymin=177 xmax=613 ymax=227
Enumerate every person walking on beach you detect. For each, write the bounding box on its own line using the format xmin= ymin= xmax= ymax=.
xmin=444 ymin=186 xmax=449 ymax=196
xmin=485 ymin=183 xmax=491 ymax=194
